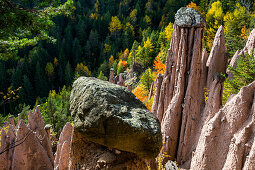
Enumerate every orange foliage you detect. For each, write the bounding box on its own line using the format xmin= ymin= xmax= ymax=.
xmin=240 ymin=26 xmax=249 ymax=39
xmin=132 ymin=84 xmax=153 ymax=110
xmin=132 ymin=84 xmax=147 ymax=103
xmin=186 ymin=1 xmax=201 ymax=13
xmin=153 ymin=56 xmax=165 ymax=74
xmin=146 ymin=96 xmax=154 ymax=111
xmin=118 ymin=60 xmax=127 ymax=68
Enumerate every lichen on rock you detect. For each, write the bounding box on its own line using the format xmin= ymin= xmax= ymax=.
xmin=175 ymin=7 xmax=205 ymax=27
xmin=70 ymin=77 xmax=162 ymax=159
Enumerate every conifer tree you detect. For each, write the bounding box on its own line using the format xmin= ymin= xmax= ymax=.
xmin=72 ymin=38 xmax=82 ymax=66
xmin=35 ymin=62 xmax=48 ymax=97
xmin=21 ymin=75 xmax=33 ymax=105
xmin=11 ymin=66 xmax=23 ymax=89
xmin=65 ymin=62 xmax=73 ymax=86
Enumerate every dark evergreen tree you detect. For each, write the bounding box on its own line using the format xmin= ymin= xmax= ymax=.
xmin=0 ymin=62 xmax=7 ymax=91
xmin=65 ymin=62 xmax=73 ymax=86
xmin=34 ymin=62 xmax=48 ymax=97
xmin=11 ymin=66 xmax=23 ymax=89
xmin=63 ymin=24 xmax=73 ymax=60
xmin=72 ymin=38 xmax=82 ymax=66
xmin=20 ymin=75 xmax=34 ymax=105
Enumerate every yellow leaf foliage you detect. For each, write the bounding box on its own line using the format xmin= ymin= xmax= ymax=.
xmin=104 ymin=43 xmax=111 ymax=54
xmin=144 ymin=15 xmax=151 ymax=25
xmin=53 ymin=57 xmax=58 ymax=67
xmin=224 ymin=3 xmax=247 ymax=34
xmin=144 ymin=37 xmax=154 ymax=52
xmin=122 ymin=48 xmax=129 ymax=60
xmin=76 ymin=63 xmax=91 ymax=76
xmin=132 ymin=84 xmax=148 ymax=103
xmin=109 ymin=16 xmax=123 ymax=35
xmin=129 ymin=9 xmax=137 ymax=23
xmin=164 ymin=22 xmax=174 ymax=43
xmin=109 ymin=55 xmax=114 ymax=68
xmin=205 ymin=1 xmax=224 ymax=49
xmin=125 ymin=22 xmax=135 ymax=36
xmin=50 ymin=90 xmax=56 ymax=99
xmin=90 ymin=13 xmax=96 ymax=19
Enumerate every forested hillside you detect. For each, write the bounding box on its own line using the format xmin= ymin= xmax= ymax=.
xmin=1 ymin=0 xmax=255 ymax=133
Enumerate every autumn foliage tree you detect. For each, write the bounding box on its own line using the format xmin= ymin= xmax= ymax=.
xmin=153 ymin=56 xmax=165 ymax=74
xmin=205 ymin=1 xmax=224 ymax=49
xmin=224 ymin=3 xmax=250 ymax=56
xmin=75 ymin=63 xmax=91 ymax=77
xmin=186 ymin=1 xmax=202 ymax=13
xmin=109 ymin=55 xmax=115 ymax=68
xmin=140 ymin=68 xmax=153 ymax=91
xmin=136 ymin=38 xmax=154 ymax=67
xmin=109 ymin=16 xmax=123 ymax=36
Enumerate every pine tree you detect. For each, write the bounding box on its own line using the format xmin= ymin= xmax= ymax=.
xmin=35 ymin=62 xmax=48 ymax=97
xmin=76 ymin=19 xmax=87 ymax=46
xmin=21 ymin=75 xmax=33 ymax=105
xmin=0 ymin=62 xmax=7 ymax=92
xmin=224 ymin=3 xmax=250 ymax=56
xmin=11 ymin=66 xmax=23 ymax=89
xmin=65 ymin=62 xmax=73 ymax=86
xmin=72 ymin=38 xmax=82 ymax=66
xmin=63 ymin=24 xmax=73 ymax=59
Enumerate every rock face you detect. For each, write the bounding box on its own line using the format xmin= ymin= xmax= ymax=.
xmin=152 ymin=7 xmax=255 ymax=170
xmin=0 ymin=106 xmax=54 ymax=170
xmin=151 ymin=73 xmax=163 ymax=115
xmin=227 ymin=28 xmax=255 ymax=80
xmin=70 ymin=76 xmax=162 ymax=159
xmin=152 ymin=7 xmax=208 ymax=162
xmin=109 ymin=68 xmax=115 ymax=83
xmin=54 ymin=122 xmax=73 ymax=170
xmin=190 ymin=81 xmax=255 ymax=170
xmin=0 ymin=128 xmax=8 ymax=170
xmin=206 ymin=25 xmax=227 ymax=88
xmin=108 ymin=67 xmax=138 ymax=91
xmin=12 ymin=120 xmax=53 ymax=170
xmin=69 ymin=129 xmax=148 ymax=169
xmin=243 ymin=28 xmax=255 ymax=55
xmin=28 ymin=106 xmax=54 ymax=165
xmin=117 ymin=73 xmax=125 ymax=86
xmin=151 ymin=7 xmax=231 ymax=168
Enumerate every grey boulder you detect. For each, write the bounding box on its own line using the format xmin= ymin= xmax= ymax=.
xmin=70 ymin=77 xmax=162 ymax=159
xmin=175 ymin=7 xmax=205 ymax=27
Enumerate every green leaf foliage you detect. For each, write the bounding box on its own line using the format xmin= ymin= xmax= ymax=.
xmin=223 ymin=52 xmax=255 ymax=104
xmin=0 ymin=0 xmax=75 ymax=59
xmin=140 ymin=68 xmax=153 ymax=91
xmin=40 ymin=86 xmax=72 ymax=134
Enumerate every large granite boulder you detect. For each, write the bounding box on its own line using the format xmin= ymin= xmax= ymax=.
xmin=70 ymin=77 xmax=162 ymax=159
